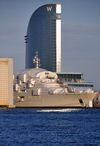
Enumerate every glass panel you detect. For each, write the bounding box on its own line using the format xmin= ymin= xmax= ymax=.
xmin=51 ymin=14 xmax=61 ymax=19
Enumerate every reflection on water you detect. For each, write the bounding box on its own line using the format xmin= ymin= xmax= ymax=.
xmin=36 ymin=108 xmax=81 ymax=112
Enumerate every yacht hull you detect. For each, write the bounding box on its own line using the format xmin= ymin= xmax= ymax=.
xmin=14 ymin=92 xmax=98 ymax=108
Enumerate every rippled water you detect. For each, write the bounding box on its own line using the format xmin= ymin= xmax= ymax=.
xmin=0 ymin=108 xmax=100 ymax=146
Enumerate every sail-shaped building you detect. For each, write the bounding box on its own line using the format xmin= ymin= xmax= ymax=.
xmin=25 ymin=4 xmax=61 ymax=72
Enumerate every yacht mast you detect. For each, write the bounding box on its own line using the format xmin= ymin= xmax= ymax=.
xmin=33 ymin=52 xmax=40 ymax=68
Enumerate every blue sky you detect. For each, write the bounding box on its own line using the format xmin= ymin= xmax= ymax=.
xmin=0 ymin=0 xmax=100 ymax=89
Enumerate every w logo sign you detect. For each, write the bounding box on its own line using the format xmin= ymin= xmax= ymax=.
xmin=46 ymin=6 xmax=52 ymax=12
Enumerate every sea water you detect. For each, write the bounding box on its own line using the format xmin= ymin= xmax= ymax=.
xmin=0 ymin=108 xmax=100 ymax=146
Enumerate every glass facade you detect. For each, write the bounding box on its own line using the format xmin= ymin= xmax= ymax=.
xmin=57 ymin=72 xmax=83 ymax=81
xmin=25 ymin=4 xmax=61 ymax=72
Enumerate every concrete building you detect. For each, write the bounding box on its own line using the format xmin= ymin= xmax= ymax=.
xmin=0 ymin=58 xmax=15 ymax=108
xmin=25 ymin=4 xmax=61 ymax=72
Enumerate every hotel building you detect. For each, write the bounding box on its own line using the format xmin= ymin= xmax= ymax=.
xmin=25 ymin=4 xmax=61 ymax=72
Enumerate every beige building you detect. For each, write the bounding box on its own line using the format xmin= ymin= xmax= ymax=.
xmin=0 ymin=58 xmax=15 ymax=108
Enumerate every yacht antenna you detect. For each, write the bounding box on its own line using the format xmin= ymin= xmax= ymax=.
xmin=33 ymin=52 xmax=40 ymax=68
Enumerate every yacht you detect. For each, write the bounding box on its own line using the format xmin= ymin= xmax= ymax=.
xmin=13 ymin=53 xmax=98 ymax=108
